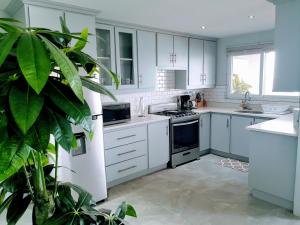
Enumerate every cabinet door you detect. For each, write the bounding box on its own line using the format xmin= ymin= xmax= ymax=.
xmin=173 ymin=36 xmax=188 ymax=69
xmin=148 ymin=121 xmax=170 ymax=168
xmin=115 ymin=27 xmax=138 ymax=89
xmin=65 ymin=12 xmax=97 ymax=58
xmin=203 ymin=41 xmax=216 ymax=87
xmin=137 ymin=30 xmax=156 ymax=89
xmin=199 ymin=113 xmax=210 ymax=152
xmin=188 ymin=38 xmax=204 ymax=89
xmin=230 ymin=116 xmax=254 ymax=158
xmin=28 ymin=5 xmax=63 ymax=30
xmin=211 ymin=114 xmax=230 ymax=153
xmin=157 ymin=33 xmax=174 ymax=68
xmin=273 ymin=0 xmax=300 ymax=92
xmin=96 ymin=24 xmax=116 ymax=87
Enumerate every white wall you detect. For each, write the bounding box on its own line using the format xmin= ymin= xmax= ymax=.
xmin=216 ymin=30 xmax=274 ymax=85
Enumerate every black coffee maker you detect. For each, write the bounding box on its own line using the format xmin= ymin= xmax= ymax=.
xmin=177 ymin=95 xmax=193 ymax=110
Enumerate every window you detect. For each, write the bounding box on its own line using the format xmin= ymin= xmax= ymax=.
xmin=228 ymin=46 xmax=299 ymax=98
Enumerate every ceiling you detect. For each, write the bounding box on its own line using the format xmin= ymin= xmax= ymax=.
xmin=1 ymin=0 xmax=275 ymax=38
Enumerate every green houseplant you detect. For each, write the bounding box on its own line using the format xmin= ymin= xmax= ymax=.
xmin=0 ymin=18 xmax=136 ymax=225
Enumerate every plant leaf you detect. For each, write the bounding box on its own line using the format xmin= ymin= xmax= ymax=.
xmin=125 ymin=204 xmax=137 ymax=218
xmin=25 ymin=113 xmax=50 ymax=153
xmin=48 ymin=109 xmax=75 ymax=152
xmin=0 ymin=32 xmax=20 ymax=66
xmin=59 ymin=16 xmax=71 ymax=47
xmin=0 ymin=139 xmax=33 ymax=181
xmin=9 ymin=84 xmax=44 ymax=134
xmin=0 ymin=193 xmax=16 ymax=214
xmin=45 ymin=80 xmax=92 ymax=132
xmin=80 ymin=76 xmax=116 ymax=101
xmin=39 ymin=35 xmax=84 ymax=103
xmin=75 ymin=191 xmax=92 ymax=209
xmin=17 ymin=33 xmax=51 ymax=94
xmin=43 ymin=214 xmax=70 ymax=225
xmin=6 ymin=194 xmax=31 ymax=225
xmin=68 ymin=27 xmax=88 ymax=52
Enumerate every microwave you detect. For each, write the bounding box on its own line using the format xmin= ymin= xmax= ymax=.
xmin=102 ymin=102 xmax=131 ymax=126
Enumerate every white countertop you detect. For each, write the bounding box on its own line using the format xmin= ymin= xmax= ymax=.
xmin=192 ymin=107 xmax=280 ymax=119
xmin=103 ymin=114 xmax=170 ymax=132
xmin=246 ymin=114 xmax=298 ymax=137
xmin=103 ymin=106 xmax=297 ymax=137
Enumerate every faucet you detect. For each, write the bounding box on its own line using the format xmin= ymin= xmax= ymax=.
xmin=241 ymin=91 xmax=252 ymax=110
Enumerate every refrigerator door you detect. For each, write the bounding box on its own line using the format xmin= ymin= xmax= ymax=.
xmin=69 ymin=115 xmax=107 ymax=202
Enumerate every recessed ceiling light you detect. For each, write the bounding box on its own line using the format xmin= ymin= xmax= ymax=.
xmin=248 ymin=15 xmax=255 ymax=19
xmin=201 ymin=26 xmax=206 ymax=30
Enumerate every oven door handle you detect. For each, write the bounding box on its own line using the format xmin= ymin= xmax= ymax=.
xmin=173 ymin=120 xmax=199 ymax=127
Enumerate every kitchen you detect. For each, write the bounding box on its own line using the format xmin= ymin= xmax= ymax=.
xmin=0 ymin=0 xmax=300 ymax=225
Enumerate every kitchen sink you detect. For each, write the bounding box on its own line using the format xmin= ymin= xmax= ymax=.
xmin=235 ymin=110 xmax=264 ymax=114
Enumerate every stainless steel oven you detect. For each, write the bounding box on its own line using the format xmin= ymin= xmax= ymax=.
xmin=171 ymin=119 xmax=199 ymax=154
xmin=170 ymin=119 xmax=200 ymax=168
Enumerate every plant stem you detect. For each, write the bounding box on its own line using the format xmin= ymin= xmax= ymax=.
xmin=53 ymin=141 xmax=59 ymax=198
xmin=23 ymin=165 xmax=35 ymax=201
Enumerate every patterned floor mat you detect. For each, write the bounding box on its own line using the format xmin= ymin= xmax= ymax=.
xmin=217 ymin=158 xmax=249 ymax=173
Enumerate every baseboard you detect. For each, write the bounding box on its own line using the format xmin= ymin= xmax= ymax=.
xmin=210 ymin=149 xmax=249 ymax=162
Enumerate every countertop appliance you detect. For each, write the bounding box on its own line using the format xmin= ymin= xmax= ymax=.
xmin=149 ymin=103 xmax=200 ymax=168
xmin=177 ymin=94 xmax=193 ymax=110
xmin=103 ymin=102 xmax=131 ymax=126
xmin=58 ymin=77 xmax=107 ymax=202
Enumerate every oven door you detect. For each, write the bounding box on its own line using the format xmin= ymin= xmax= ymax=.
xmin=171 ymin=119 xmax=199 ymax=154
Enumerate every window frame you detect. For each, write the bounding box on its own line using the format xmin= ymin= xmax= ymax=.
xmin=226 ymin=44 xmax=300 ymax=102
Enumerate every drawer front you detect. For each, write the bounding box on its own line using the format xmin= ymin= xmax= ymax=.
xmin=105 ymin=141 xmax=147 ymax=166
xmin=104 ymin=125 xmax=147 ymax=149
xmin=106 ymin=156 xmax=148 ymax=183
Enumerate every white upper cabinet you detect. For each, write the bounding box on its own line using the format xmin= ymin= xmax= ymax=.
xmin=157 ymin=33 xmax=174 ymax=68
xmin=203 ymin=41 xmax=216 ymax=87
xmin=65 ymin=12 xmax=97 ymax=58
xmin=137 ymin=30 xmax=157 ymax=89
xmin=115 ymin=27 xmax=138 ymax=89
xmin=273 ymin=0 xmax=300 ymax=92
xmin=96 ymin=24 xmax=116 ymax=88
xmin=157 ymin=33 xmax=188 ymax=69
xmin=184 ymin=39 xmax=216 ymax=89
xmin=173 ymin=36 xmax=188 ymax=69
xmin=27 ymin=5 xmax=63 ymax=30
xmin=188 ymin=38 xmax=204 ymax=89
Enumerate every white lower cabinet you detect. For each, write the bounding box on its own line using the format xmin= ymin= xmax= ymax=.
xmin=211 ymin=114 xmax=230 ymax=153
xmin=148 ymin=121 xmax=170 ymax=168
xmin=230 ymin=116 xmax=254 ymax=158
xmin=106 ymin=155 xmax=148 ymax=183
xmin=104 ymin=120 xmax=169 ymax=186
xmin=199 ymin=113 xmax=210 ymax=152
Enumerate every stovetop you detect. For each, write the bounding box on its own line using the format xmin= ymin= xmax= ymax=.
xmin=154 ymin=109 xmax=199 ymax=123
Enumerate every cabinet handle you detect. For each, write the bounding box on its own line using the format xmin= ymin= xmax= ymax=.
xmin=118 ymin=165 xmax=137 ymax=173
xmin=200 ymin=119 xmax=203 ymax=128
xmin=139 ymin=74 xmax=142 ymax=84
xmin=166 ymin=125 xmax=169 ymax=136
xmin=117 ymin=149 xmax=136 ymax=156
xmin=183 ymin=152 xmax=191 ymax=156
xmin=226 ymin=119 xmax=230 ymax=128
xmin=174 ymin=54 xmax=177 ymax=63
xmin=170 ymin=53 xmax=173 ymax=64
xmin=117 ymin=134 xmax=136 ymax=140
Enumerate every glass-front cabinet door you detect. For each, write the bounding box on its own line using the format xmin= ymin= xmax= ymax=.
xmin=96 ymin=24 xmax=116 ymax=88
xmin=115 ymin=27 xmax=138 ymax=89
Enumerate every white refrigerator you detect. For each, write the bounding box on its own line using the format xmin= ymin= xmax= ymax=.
xmin=59 ymin=86 xmax=108 ymax=202
xmin=58 ymin=13 xmax=108 ymax=202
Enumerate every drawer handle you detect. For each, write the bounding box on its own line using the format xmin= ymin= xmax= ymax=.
xmin=183 ymin=152 xmax=191 ymax=156
xmin=118 ymin=165 xmax=137 ymax=173
xmin=117 ymin=134 xmax=136 ymax=140
xmin=117 ymin=149 xmax=136 ymax=156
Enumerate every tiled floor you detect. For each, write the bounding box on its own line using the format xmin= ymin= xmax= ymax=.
xmin=99 ymin=155 xmax=300 ymax=225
